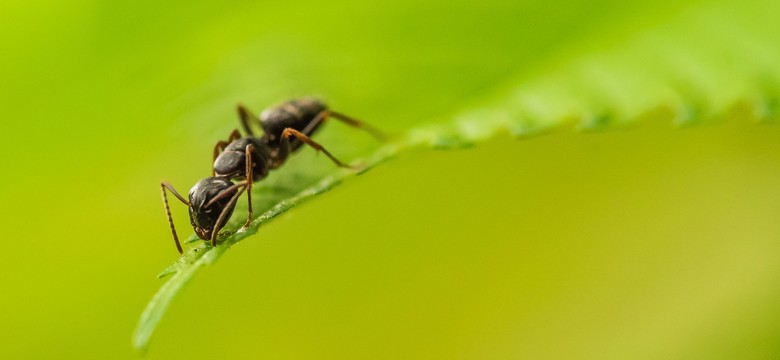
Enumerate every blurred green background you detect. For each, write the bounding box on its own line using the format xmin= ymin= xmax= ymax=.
xmin=2 ymin=0 xmax=780 ymax=358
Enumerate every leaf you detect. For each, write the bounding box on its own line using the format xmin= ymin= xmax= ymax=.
xmin=134 ymin=1 xmax=780 ymax=352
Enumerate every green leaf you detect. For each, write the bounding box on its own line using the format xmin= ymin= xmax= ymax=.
xmin=134 ymin=1 xmax=780 ymax=352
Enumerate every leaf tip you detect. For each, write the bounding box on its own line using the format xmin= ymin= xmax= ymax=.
xmin=132 ymin=331 xmax=151 ymax=355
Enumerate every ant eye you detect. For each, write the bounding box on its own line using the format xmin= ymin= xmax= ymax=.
xmin=204 ymin=208 xmax=213 ymax=213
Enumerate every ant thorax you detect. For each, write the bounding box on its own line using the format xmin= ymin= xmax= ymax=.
xmin=213 ymin=137 xmax=271 ymax=181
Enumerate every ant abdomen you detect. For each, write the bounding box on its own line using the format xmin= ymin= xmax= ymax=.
xmin=260 ymin=98 xmax=327 ymax=146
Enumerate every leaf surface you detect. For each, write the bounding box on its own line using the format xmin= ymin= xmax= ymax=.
xmin=134 ymin=1 xmax=780 ymax=351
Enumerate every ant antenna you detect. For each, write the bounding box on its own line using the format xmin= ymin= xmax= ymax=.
xmin=161 ymin=182 xmax=190 ymax=254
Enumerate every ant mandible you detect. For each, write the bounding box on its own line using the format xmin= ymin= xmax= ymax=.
xmin=161 ymin=98 xmax=384 ymax=254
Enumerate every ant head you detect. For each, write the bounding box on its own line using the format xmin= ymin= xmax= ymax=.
xmin=188 ymin=177 xmax=238 ymax=240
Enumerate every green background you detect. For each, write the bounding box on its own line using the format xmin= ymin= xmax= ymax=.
xmin=2 ymin=0 xmax=780 ymax=358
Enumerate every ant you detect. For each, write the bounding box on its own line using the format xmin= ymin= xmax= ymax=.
xmin=161 ymin=98 xmax=384 ymax=254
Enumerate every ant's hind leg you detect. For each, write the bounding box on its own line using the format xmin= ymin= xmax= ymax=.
xmin=161 ymin=182 xmax=191 ymax=254
xmin=280 ymin=128 xmax=353 ymax=168
xmin=299 ymin=110 xmax=385 ymax=142
xmin=299 ymin=110 xmax=329 ymax=137
xmin=328 ymin=110 xmax=386 ymax=141
xmin=237 ymin=104 xmax=261 ymax=136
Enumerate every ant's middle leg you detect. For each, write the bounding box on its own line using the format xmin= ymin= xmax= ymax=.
xmin=280 ymin=128 xmax=353 ymax=168
xmin=237 ymin=104 xmax=260 ymax=136
xmin=212 ymin=129 xmax=242 ymax=175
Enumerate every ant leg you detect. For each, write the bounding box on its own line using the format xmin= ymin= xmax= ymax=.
xmin=161 ymin=182 xmax=190 ymax=254
xmin=282 ymin=110 xmax=330 ymax=151
xmin=212 ymin=129 xmax=242 ymax=175
xmin=213 ymin=129 xmax=241 ymax=161
xmin=206 ymin=180 xmax=250 ymax=208
xmin=298 ymin=110 xmax=385 ymax=142
xmin=237 ymin=104 xmax=260 ymax=136
xmin=299 ymin=110 xmax=329 ymax=137
xmin=328 ymin=110 xmax=386 ymax=141
xmin=243 ymin=144 xmax=255 ymax=229
xmin=210 ymin=183 xmax=248 ymax=247
xmin=280 ymin=128 xmax=353 ymax=168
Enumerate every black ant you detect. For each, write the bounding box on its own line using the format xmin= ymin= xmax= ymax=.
xmin=161 ymin=98 xmax=383 ymax=254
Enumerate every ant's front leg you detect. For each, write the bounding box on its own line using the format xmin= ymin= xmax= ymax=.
xmin=243 ymin=143 xmax=255 ymax=229
xmin=209 ymin=183 xmax=248 ymax=247
xmin=212 ymin=129 xmax=242 ymax=175
xmin=280 ymin=128 xmax=354 ymax=168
